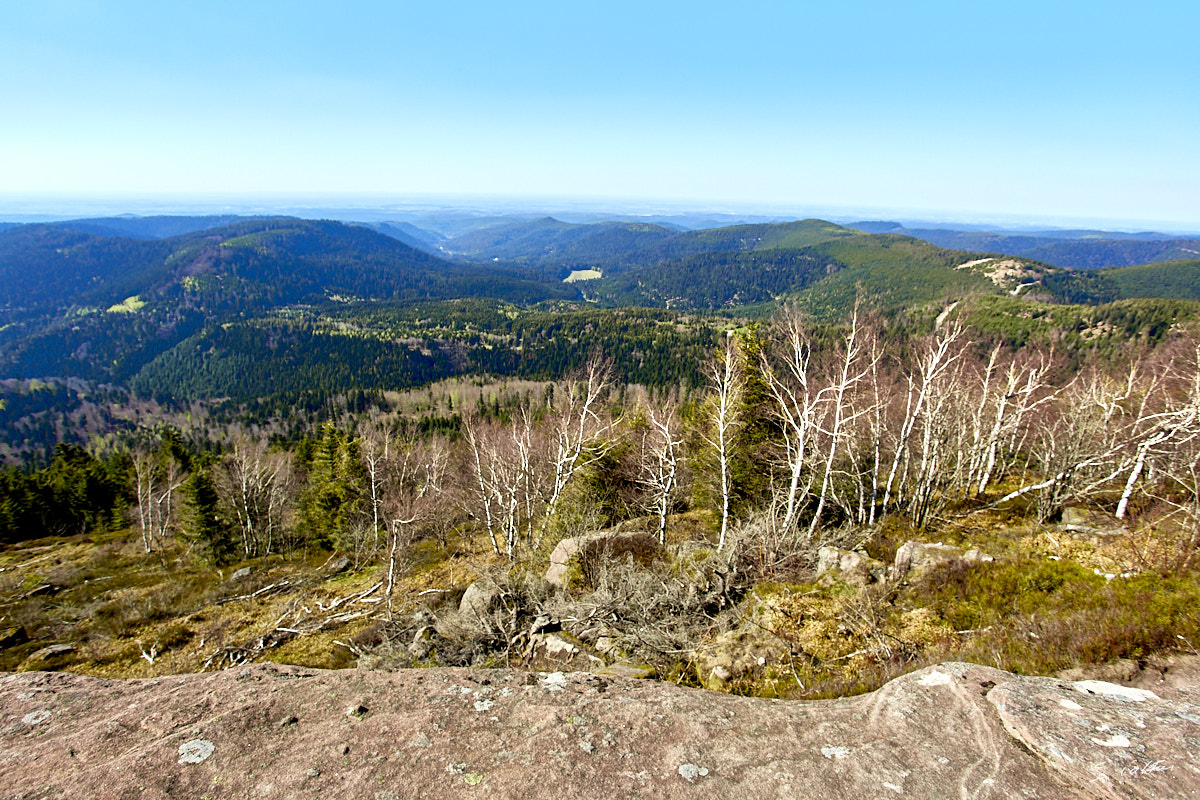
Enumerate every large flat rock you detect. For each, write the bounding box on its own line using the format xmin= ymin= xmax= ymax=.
xmin=1 ymin=661 xmax=1197 ymax=799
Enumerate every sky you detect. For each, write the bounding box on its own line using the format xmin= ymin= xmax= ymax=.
xmin=1 ymin=1 xmax=1197 ymax=230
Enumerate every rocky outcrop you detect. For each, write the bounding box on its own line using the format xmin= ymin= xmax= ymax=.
xmin=816 ymin=546 xmax=885 ymax=585
xmin=545 ymin=530 xmax=663 ymax=588
xmin=1061 ymin=506 xmax=1126 ymax=537
xmin=458 ymin=580 xmax=502 ymax=621
xmin=2 ymin=660 xmax=1196 ymax=799
xmin=988 ymin=676 xmax=1196 ymax=799
xmin=524 ymin=632 xmax=599 ymax=672
xmin=893 ymin=540 xmax=992 ymax=578
xmin=325 ymin=556 xmax=352 ymax=575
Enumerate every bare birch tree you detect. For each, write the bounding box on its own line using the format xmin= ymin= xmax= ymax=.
xmin=638 ymin=402 xmax=683 ymax=544
xmin=808 ymin=297 xmax=874 ymax=536
xmin=760 ymin=309 xmax=822 ymax=538
xmin=383 ymin=435 xmax=450 ymax=613
xmin=132 ymin=443 xmax=188 ymax=553
xmin=463 ymin=409 xmax=539 ymax=557
xmin=218 ymin=436 xmax=296 ymax=557
xmin=881 ymin=313 xmax=969 ymax=522
xmin=702 ymin=334 xmax=744 ymax=551
xmin=360 ymin=422 xmax=391 ymax=549
xmin=545 ymin=356 xmax=613 ymax=519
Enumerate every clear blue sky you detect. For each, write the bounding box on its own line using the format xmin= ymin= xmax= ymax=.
xmin=2 ymin=1 xmax=1197 ymax=228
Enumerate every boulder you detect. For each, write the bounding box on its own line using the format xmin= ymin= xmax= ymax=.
xmin=22 ymin=643 xmax=75 ymax=670
xmin=545 ymin=530 xmax=663 ymax=588
xmin=458 ymin=581 xmax=502 ymax=620
xmin=524 ymin=633 xmax=597 ymax=672
xmin=0 ymin=626 xmax=28 ymax=649
xmin=1060 ymin=506 xmax=1125 ymax=537
xmin=816 ymin=547 xmax=884 ymax=586
xmin=893 ymin=541 xmax=991 ymax=578
xmin=325 ymin=557 xmax=352 ymax=575
xmin=594 ymin=627 xmax=623 ymax=658
xmin=962 ymin=548 xmax=994 ymax=564
xmin=229 ymin=566 xmax=253 ymax=582
xmin=407 ymin=626 xmax=435 ymax=659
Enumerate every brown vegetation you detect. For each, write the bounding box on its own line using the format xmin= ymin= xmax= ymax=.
xmin=3 ymin=303 xmax=1200 ymax=701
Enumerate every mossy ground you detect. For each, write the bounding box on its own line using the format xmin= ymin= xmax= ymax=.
xmin=2 ymin=505 xmax=1198 ymax=701
xmin=0 ymin=524 xmax=499 ymax=677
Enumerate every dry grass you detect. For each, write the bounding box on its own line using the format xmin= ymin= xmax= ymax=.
xmin=3 ymin=499 xmax=1199 ymax=704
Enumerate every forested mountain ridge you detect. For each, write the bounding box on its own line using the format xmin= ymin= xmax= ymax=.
xmin=44 ymin=214 xmax=269 ymax=240
xmin=442 ymin=216 xmax=859 ymax=271
xmin=851 ymin=221 xmax=1200 ymax=270
xmin=2 ymin=214 xmax=1198 ymax=408
xmin=0 ymin=218 xmax=572 ymax=384
xmin=0 ymin=218 xmax=567 ymax=317
xmin=439 ymin=216 xmax=1081 ymax=312
xmin=0 ymin=226 xmax=174 ymax=323
xmin=442 ymin=216 xmax=681 ymax=266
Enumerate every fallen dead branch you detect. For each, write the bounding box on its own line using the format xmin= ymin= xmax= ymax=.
xmin=201 ymin=582 xmax=382 ymax=670
xmin=216 ymin=580 xmax=294 ymax=605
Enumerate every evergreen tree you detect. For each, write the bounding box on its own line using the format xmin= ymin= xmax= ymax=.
xmin=182 ymin=462 xmax=234 ymax=565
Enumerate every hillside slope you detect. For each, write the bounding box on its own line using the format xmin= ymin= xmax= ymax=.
xmin=853 ymin=222 xmax=1200 ymax=270
xmin=0 ymin=219 xmax=570 ymax=382
xmin=1102 ymin=258 xmax=1200 ymax=301
xmin=4 ymin=214 xmax=1198 ymax=400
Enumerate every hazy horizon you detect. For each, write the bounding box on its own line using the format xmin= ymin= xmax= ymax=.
xmin=2 ymin=2 xmax=1196 ymax=231
xmin=2 ymin=193 xmax=1198 ymax=236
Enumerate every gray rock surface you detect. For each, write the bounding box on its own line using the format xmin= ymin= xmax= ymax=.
xmin=545 ymin=530 xmax=663 ymax=588
xmin=3 ymin=661 xmax=1198 ymax=798
xmin=893 ymin=540 xmax=987 ymax=577
xmin=458 ymin=580 xmax=502 ymax=620
xmin=989 ymin=677 xmax=1200 ymax=799
xmin=325 ymin=556 xmax=352 ymax=574
xmin=1061 ymin=506 xmax=1126 ymax=537
xmin=816 ymin=546 xmax=884 ymax=585
xmin=21 ymin=643 xmax=75 ymax=669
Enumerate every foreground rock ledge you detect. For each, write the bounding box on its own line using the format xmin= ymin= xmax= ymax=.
xmin=2 ymin=662 xmax=1198 ymax=799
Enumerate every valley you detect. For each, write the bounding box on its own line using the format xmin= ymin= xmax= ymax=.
xmin=0 ymin=211 xmax=1198 ymax=713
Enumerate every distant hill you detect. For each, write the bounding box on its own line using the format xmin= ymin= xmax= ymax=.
xmin=444 ymin=217 xmax=864 ymax=274
xmin=586 ymin=223 xmax=1055 ymax=314
xmin=373 ymin=221 xmax=446 ymax=254
xmin=0 ymin=226 xmax=172 ymax=316
xmin=1019 ymin=240 xmax=1200 ymax=270
xmin=439 ymin=217 xmax=1146 ymax=313
xmin=0 ymin=218 xmax=571 ymax=383
xmin=48 ymin=215 xmax=269 ymax=240
xmin=1101 ymin=259 xmax=1200 ymax=301
xmin=443 ymin=217 xmax=680 ymax=266
xmin=849 ymin=222 xmax=1200 ymax=270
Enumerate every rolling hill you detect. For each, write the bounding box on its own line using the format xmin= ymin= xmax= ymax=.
xmin=1101 ymin=258 xmax=1200 ymax=301
xmin=850 ymin=222 xmax=1200 ymax=270
xmin=2 ymin=213 xmax=1199 ymax=408
xmin=442 ymin=216 xmax=680 ymax=267
xmin=0 ymin=218 xmax=572 ymax=383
